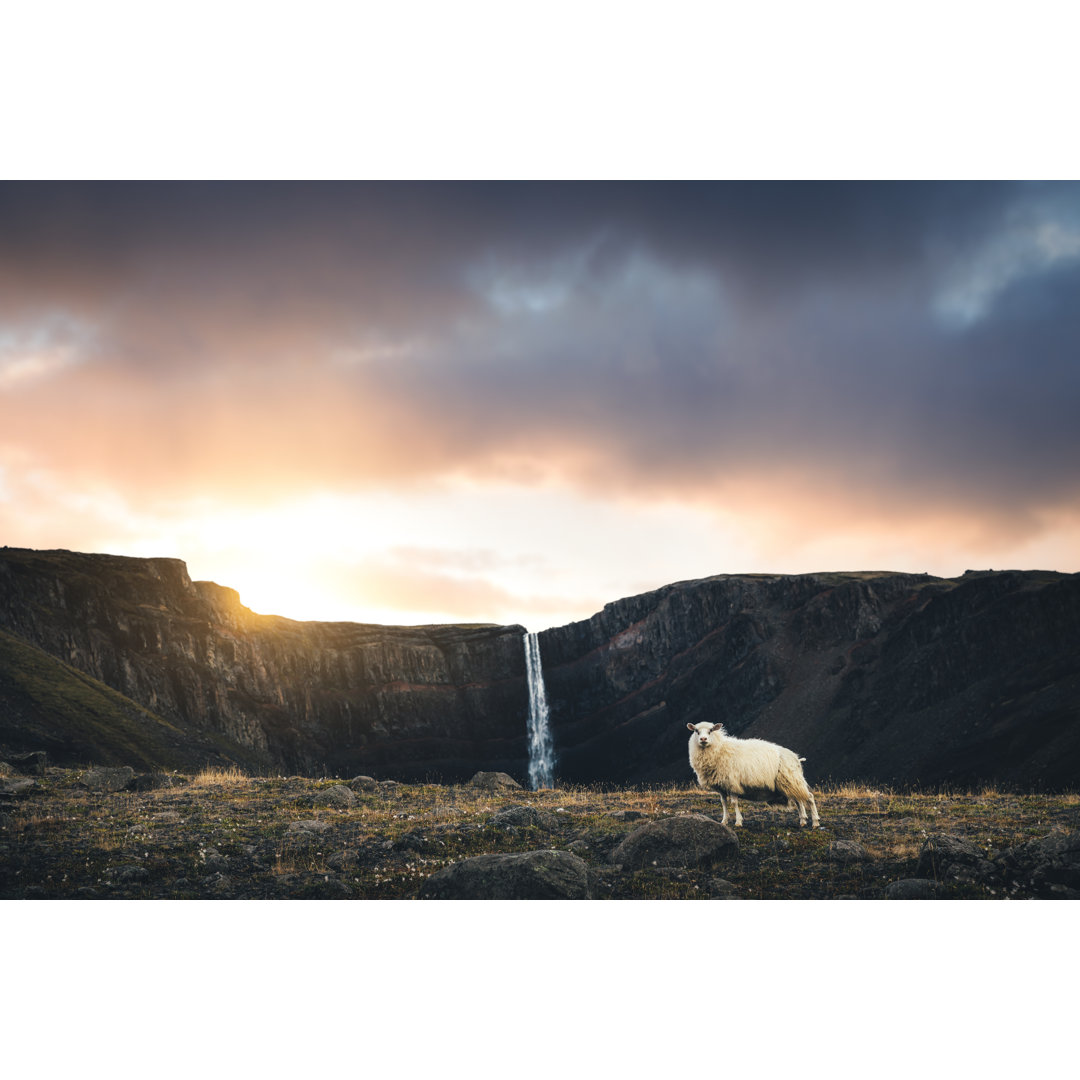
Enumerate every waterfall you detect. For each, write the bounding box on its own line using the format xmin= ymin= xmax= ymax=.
xmin=524 ymin=631 xmax=556 ymax=789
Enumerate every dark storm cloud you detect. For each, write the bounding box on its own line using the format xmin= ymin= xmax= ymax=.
xmin=2 ymin=181 xmax=1079 ymax=526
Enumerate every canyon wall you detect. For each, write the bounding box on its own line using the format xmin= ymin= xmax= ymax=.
xmin=2 ymin=548 xmax=1078 ymax=788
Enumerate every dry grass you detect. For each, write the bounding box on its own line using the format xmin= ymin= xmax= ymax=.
xmin=188 ymin=766 xmax=250 ymax=788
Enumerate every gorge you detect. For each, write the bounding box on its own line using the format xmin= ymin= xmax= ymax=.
xmin=1 ymin=547 xmax=1078 ymax=790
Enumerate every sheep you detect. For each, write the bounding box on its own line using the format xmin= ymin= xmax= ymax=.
xmin=687 ymin=721 xmax=820 ymax=828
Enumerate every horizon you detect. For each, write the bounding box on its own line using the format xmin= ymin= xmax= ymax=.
xmin=3 ymin=182 xmax=1080 ymax=630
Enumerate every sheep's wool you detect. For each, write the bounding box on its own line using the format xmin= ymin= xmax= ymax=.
xmin=688 ymin=723 xmax=820 ymax=827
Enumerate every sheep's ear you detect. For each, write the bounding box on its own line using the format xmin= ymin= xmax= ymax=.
xmin=710 ymin=723 xmax=724 ymax=732
xmin=687 ymin=723 xmax=696 ymax=731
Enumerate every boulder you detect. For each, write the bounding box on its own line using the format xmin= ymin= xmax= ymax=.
xmin=998 ymin=831 xmax=1080 ymax=899
xmin=827 ymin=840 xmax=871 ymax=863
xmin=0 ymin=777 xmax=37 ymax=798
xmin=285 ymin=820 xmax=333 ymax=847
xmin=611 ymin=813 xmax=738 ymax=870
xmin=916 ymin=834 xmax=996 ymax=882
xmin=8 ymin=751 xmax=47 ymax=776
xmin=311 ymin=784 xmax=357 ymax=809
xmin=885 ymin=878 xmax=939 ymax=900
xmin=467 ymin=771 xmax=522 ymax=792
xmin=492 ymin=805 xmax=558 ymax=830
xmin=349 ymin=775 xmax=379 ymax=793
xmin=131 ymin=772 xmax=174 ymax=792
xmin=420 ymin=849 xmax=592 ymax=899
xmin=79 ymin=766 xmax=136 ymax=792
xmin=707 ymin=878 xmax=739 ymax=898
xmin=106 ymin=864 xmax=149 ymax=884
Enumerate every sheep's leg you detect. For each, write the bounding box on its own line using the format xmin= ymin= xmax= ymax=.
xmin=715 ymin=792 xmax=729 ymax=826
xmin=807 ymin=790 xmax=820 ymax=828
xmin=794 ymin=798 xmax=808 ymax=827
xmin=730 ymin=795 xmax=743 ymax=827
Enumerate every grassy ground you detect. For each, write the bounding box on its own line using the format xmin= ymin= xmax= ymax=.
xmin=2 ymin=766 xmax=1077 ymax=899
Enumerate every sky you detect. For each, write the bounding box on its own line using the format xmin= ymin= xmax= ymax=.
xmin=2 ymin=180 xmax=1080 ymax=629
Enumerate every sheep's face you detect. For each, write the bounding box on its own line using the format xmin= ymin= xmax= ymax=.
xmin=687 ymin=722 xmax=724 ymax=748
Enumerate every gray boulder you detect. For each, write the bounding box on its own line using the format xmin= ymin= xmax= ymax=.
xmin=885 ymin=878 xmax=940 ymax=900
xmin=493 ymin=805 xmax=558 ymax=830
xmin=998 ymin=831 xmax=1080 ymax=898
xmin=420 ymin=849 xmax=592 ymax=899
xmin=311 ymin=784 xmax=357 ymax=808
xmin=80 ymin=766 xmax=136 ymax=792
xmin=132 ymin=772 xmax=174 ymax=792
xmin=285 ymin=820 xmax=333 ymax=847
xmin=917 ymin=834 xmax=997 ymax=883
xmin=467 ymin=771 xmax=522 ymax=792
xmin=0 ymin=777 xmax=37 ymax=798
xmin=349 ymin=775 xmax=379 ymax=793
xmin=612 ymin=814 xmax=738 ymax=870
xmin=8 ymin=751 xmax=47 ymax=776
xmin=828 ymin=840 xmax=871 ymax=863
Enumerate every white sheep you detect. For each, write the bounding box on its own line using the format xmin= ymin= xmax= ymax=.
xmin=687 ymin=722 xmax=821 ymax=828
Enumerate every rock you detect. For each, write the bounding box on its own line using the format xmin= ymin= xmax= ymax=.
xmin=377 ymin=781 xmax=401 ymax=798
xmin=79 ymin=766 xmax=136 ymax=792
xmin=7 ymin=751 xmax=47 ymax=776
xmin=611 ymin=813 xmax=738 ymax=870
xmin=107 ymin=864 xmax=149 ymax=884
xmin=151 ymin=811 xmax=182 ymax=823
xmin=828 ymin=840 xmax=871 ymax=863
xmin=311 ymin=784 xmax=357 ymax=808
xmin=707 ymin=877 xmax=738 ymax=898
xmin=605 ymin=809 xmax=643 ymax=821
xmin=0 ymin=778 xmax=37 ymax=798
xmin=420 ymin=849 xmax=592 ymax=900
xmin=285 ymin=820 xmax=333 ymax=847
xmin=393 ymin=829 xmax=427 ymax=852
xmin=467 ymin=771 xmax=522 ymax=792
xmin=998 ymin=831 xmax=1080 ymax=898
xmin=885 ymin=878 xmax=939 ymax=900
xmin=131 ymin=772 xmax=174 ymax=791
xmin=492 ymin=805 xmax=558 ymax=829
xmin=567 ymin=839 xmax=590 ymax=855
xmin=349 ymin=775 xmax=379 ymax=793
xmin=917 ymin=834 xmax=995 ymax=882
xmin=199 ymin=847 xmax=229 ymax=872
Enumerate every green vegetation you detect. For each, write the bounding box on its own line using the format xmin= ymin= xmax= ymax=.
xmin=2 ymin=770 xmax=1076 ymax=899
xmin=0 ymin=629 xmax=195 ymax=769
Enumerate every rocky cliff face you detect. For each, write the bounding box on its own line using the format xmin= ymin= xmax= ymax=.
xmin=537 ymin=569 xmax=1080 ymax=790
xmin=2 ymin=548 xmax=1078 ymax=789
xmin=0 ymin=549 xmax=529 ymax=779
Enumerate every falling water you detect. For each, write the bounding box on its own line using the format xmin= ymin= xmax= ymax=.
xmin=524 ymin=631 xmax=556 ymax=789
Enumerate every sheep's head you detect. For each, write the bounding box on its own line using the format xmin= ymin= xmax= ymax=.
xmin=687 ymin=721 xmax=725 ymax=747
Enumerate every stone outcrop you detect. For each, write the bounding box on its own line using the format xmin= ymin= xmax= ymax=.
xmin=418 ymin=849 xmax=593 ymax=899
xmin=536 ymin=568 xmax=1080 ymax=789
xmin=611 ymin=813 xmax=738 ymax=869
xmin=2 ymin=548 xmax=1079 ymax=789
xmin=0 ymin=548 xmax=530 ymax=779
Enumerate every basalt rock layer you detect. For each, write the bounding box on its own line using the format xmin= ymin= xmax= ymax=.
xmin=0 ymin=549 xmax=528 ymax=779
xmin=2 ymin=548 xmax=1079 ymax=788
xmin=538 ymin=569 xmax=1080 ymax=789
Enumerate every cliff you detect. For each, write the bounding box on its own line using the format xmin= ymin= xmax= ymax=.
xmin=0 ymin=549 xmax=529 ymax=778
xmin=2 ymin=548 xmax=1078 ymax=789
xmin=538 ymin=570 xmax=1080 ymax=789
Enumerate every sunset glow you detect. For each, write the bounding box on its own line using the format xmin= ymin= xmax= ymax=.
xmin=3 ymin=182 xmax=1080 ymax=629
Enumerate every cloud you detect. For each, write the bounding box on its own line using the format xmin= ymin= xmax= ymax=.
xmin=2 ymin=180 xmax=1080 ymax=576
